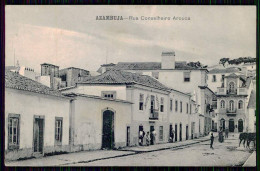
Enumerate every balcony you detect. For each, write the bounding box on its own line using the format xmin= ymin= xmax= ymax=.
xmin=226 ymin=109 xmax=236 ymax=117
xmin=149 ymin=109 xmax=159 ymax=120
xmin=237 ymin=88 xmax=248 ymax=95
xmin=217 ymin=87 xmax=226 ymax=95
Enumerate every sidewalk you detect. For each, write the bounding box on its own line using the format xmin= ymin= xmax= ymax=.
xmin=243 ymin=151 xmax=256 ymax=167
xmin=5 ymin=135 xmax=213 ymax=166
xmin=119 ymin=135 xmax=212 ymax=153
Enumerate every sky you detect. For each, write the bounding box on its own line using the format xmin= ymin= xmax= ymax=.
xmin=5 ymin=5 xmax=256 ymax=73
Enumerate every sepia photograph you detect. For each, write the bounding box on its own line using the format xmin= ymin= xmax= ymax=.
xmin=4 ymin=5 xmax=257 ymax=166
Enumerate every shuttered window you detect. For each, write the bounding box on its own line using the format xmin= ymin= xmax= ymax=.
xmin=8 ymin=114 xmax=20 ymax=150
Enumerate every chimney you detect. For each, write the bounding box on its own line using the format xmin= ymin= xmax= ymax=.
xmin=161 ymin=51 xmax=175 ymax=69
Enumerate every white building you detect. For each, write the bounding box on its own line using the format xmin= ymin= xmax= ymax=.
xmin=5 ymin=71 xmax=71 ymax=161
xmin=61 ymin=69 xmax=200 ymax=145
xmin=103 ymin=51 xmax=215 ymax=136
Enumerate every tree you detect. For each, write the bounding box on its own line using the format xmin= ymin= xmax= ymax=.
xmin=219 ymin=58 xmax=230 ymax=67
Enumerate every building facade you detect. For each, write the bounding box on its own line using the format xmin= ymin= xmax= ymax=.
xmin=215 ymin=73 xmax=253 ymax=133
xmin=5 ymin=71 xmax=71 ymax=161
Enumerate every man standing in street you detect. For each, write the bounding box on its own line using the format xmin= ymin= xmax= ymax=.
xmin=225 ymin=127 xmax=229 ymax=139
xmin=210 ymin=133 xmax=214 ymax=149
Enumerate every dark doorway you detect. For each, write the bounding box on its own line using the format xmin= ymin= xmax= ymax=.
xmin=150 ymin=126 xmax=154 ymax=145
xmin=179 ymin=123 xmax=182 ymax=141
xmin=33 ymin=118 xmax=44 ymax=153
xmin=126 ymin=126 xmax=130 ymax=146
xmin=175 ymin=124 xmax=178 ymax=142
xmin=220 ymin=119 xmax=225 ymax=130
xmin=229 ymin=119 xmax=235 ymax=132
xmin=139 ymin=125 xmax=144 ymax=145
xmin=102 ymin=110 xmax=115 ymax=149
xmin=186 ymin=125 xmax=189 ymax=140
xmin=238 ymin=119 xmax=243 ymax=132
xmin=169 ymin=124 xmax=173 ymax=142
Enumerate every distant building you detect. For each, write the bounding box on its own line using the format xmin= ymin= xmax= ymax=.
xmin=207 ymin=67 xmax=242 ymax=93
xmin=59 ymin=67 xmax=90 ymax=88
xmin=5 ymin=71 xmax=71 ymax=161
xmin=215 ymin=73 xmax=253 ymax=133
xmin=97 ymin=63 xmax=116 ymax=74
xmin=38 ymin=63 xmax=61 ymax=90
xmin=107 ymin=51 xmax=215 ymax=136
xmin=6 ymin=61 xmax=37 ymax=81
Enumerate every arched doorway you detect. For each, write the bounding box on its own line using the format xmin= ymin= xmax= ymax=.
xmin=179 ymin=123 xmax=182 ymax=141
xmin=229 ymin=119 xmax=234 ymax=132
xmin=220 ymin=118 xmax=225 ymax=130
xmin=238 ymin=119 xmax=243 ymax=132
xmin=102 ymin=110 xmax=115 ymax=149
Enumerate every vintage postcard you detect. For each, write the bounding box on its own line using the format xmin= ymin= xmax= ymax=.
xmin=5 ymin=5 xmax=256 ymax=166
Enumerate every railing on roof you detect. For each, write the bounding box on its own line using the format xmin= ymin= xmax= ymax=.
xmin=237 ymin=88 xmax=248 ymax=95
xmin=217 ymin=87 xmax=226 ymax=95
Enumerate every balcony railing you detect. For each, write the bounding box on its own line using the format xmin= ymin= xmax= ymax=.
xmin=226 ymin=109 xmax=236 ymax=116
xmin=217 ymin=87 xmax=226 ymax=95
xmin=149 ymin=109 xmax=159 ymax=120
xmin=237 ymin=88 xmax=248 ymax=95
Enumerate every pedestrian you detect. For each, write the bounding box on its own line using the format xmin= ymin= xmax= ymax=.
xmin=146 ymin=131 xmax=150 ymax=146
xmin=152 ymin=129 xmax=157 ymax=145
xmin=225 ymin=127 xmax=229 ymax=138
xmin=171 ymin=130 xmax=175 ymax=143
xmin=210 ymin=133 xmax=214 ymax=149
xmin=139 ymin=130 xmax=145 ymax=146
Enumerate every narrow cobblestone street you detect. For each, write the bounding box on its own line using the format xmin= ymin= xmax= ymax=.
xmin=5 ymin=133 xmax=255 ymax=167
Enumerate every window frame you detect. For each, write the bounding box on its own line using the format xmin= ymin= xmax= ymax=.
xmin=101 ymin=91 xmax=117 ymax=99
xmin=175 ymin=100 xmax=178 ymax=112
xmin=160 ymin=97 xmax=164 ymax=112
xmin=220 ymin=100 xmax=225 ymax=108
xmin=55 ymin=117 xmax=63 ymax=146
xmin=159 ymin=126 xmax=163 ymax=141
xmin=238 ymin=100 xmax=243 ymax=109
xmin=139 ymin=93 xmax=144 ymax=111
xmin=180 ymin=101 xmax=183 ymax=113
xmin=8 ymin=114 xmax=20 ymax=150
xmin=186 ymin=103 xmax=189 ymax=114
xmin=183 ymin=72 xmax=191 ymax=82
xmin=170 ymin=99 xmax=173 ymax=111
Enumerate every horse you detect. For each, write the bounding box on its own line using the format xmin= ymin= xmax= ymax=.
xmin=239 ymin=132 xmax=256 ymax=149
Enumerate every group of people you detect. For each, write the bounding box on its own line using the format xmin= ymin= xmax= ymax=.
xmin=209 ymin=127 xmax=229 ymax=149
xmin=218 ymin=127 xmax=229 ymax=143
xmin=139 ymin=129 xmax=157 ymax=146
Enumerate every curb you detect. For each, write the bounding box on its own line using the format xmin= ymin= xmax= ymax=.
xmin=60 ymin=138 xmax=211 ymax=166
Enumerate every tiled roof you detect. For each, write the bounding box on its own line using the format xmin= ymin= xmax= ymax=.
xmin=79 ymin=69 xmax=171 ymax=91
xmin=59 ymin=67 xmax=89 ymax=72
xmin=5 ymin=70 xmax=65 ymax=98
xmin=114 ymin=62 xmax=200 ymax=70
xmin=5 ymin=66 xmax=19 ymax=71
xmin=209 ymin=67 xmax=241 ymax=74
xmin=248 ymin=90 xmax=256 ymax=108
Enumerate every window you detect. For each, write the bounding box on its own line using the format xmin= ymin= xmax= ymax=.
xmin=175 ymin=100 xmax=178 ymax=112
xmin=186 ymin=103 xmax=189 ymax=114
xmin=8 ymin=114 xmax=20 ymax=150
xmin=184 ymin=72 xmax=190 ymax=82
xmin=159 ymin=126 xmax=163 ymax=141
xmin=221 ymin=75 xmax=225 ymax=82
xmin=55 ymin=117 xmax=63 ymax=145
xmin=151 ymin=95 xmax=155 ymax=113
xmin=139 ymin=94 xmax=144 ymax=110
xmin=229 ymin=82 xmax=235 ymax=93
xmin=180 ymin=101 xmax=183 ymax=113
xmin=152 ymin=72 xmax=159 ymax=79
xmin=102 ymin=91 xmax=116 ymax=99
xmin=212 ymin=75 xmax=216 ymax=82
xmin=238 ymin=100 xmax=243 ymax=109
xmin=170 ymin=99 xmax=173 ymax=111
xmin=220 ymin=100 xmax=225 ymax=108
xmin=229 ymin=100 xmax=234 ymax=111
xmin=190 ymin=104 xmax=192 ymax=114
xmin=160 ymin=97 xmax=164 ymax=112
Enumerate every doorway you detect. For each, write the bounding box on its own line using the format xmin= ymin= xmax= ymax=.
xmin=179 ymin=123 xmax=182 ymax=141
xmin=175 ymin=124 xmax=178 ymax=142
xmin=229 ymin=119 xmax=235 ymax=132
xmin=126 ymin=126 xmax=130 ymax=146
xmin=169 ymin=124 xmax=173 ymax=142
xmin=186 ymin=125 xmax=189 ymax=140
xmin=238 ymin=119 xmax=243 ymax=132
xmin=102 ymin=110 xmax=115 ymax=149
xmin=150 ymin=125 xmax=155 ymax=145
xmin=33 ymin=117 xmax=44 ymax=153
